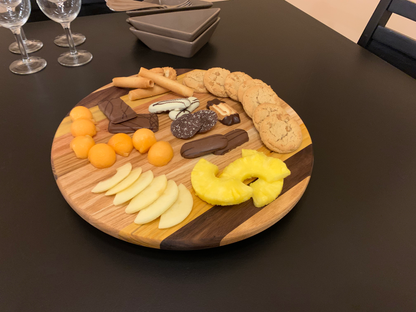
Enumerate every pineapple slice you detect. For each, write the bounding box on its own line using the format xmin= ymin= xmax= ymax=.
xmin=191 ymin=159 xmax=253 ymax=206
xmin=250 ymin=178 xmax=284 ymax=208
xmin=221 ymin=150 xmax=290 ymax=183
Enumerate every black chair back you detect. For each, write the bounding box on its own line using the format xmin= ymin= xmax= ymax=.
xmin=358 ymin=0 xmax=416 ymax=79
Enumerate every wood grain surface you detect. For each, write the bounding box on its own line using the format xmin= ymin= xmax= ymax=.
xmin=51 ymin=69 xmax=314 ymax=250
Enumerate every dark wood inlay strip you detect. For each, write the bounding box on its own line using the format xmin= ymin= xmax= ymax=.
xmin=160 ymin=144 xmax=314 ymax=250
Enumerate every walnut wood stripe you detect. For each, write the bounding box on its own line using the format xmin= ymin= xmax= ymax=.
xmin=220 ymin=177 xmax=311 ymax=246
xmin=160 ymin=144 xmax=313 ymax=250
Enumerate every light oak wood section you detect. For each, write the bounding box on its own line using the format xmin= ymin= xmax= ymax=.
xmin=51 ymin=70 xmax=313 ymax=250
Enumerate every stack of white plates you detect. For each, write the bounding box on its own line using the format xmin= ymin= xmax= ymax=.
xmin=128 ymin=7 xmax=221 ymax=57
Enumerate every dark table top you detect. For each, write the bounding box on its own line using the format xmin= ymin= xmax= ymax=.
xmin=1 ymin=0 xmax=416 ymax=311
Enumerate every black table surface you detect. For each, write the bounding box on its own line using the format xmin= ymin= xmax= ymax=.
xmin=1 ymin=0 xmax=416 ymax=311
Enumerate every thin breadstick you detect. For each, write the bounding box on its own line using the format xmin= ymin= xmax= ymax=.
xmin=112 ymin=77 xmax=154 ymax=89
xmin=129 ymin=84 xmax=169 ymax=101
xmin=138 ymin=67 xmax=193 ymax=98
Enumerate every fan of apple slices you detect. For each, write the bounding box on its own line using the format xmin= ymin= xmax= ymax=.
xmin=91 ymin=162 xmax=193 ymax=229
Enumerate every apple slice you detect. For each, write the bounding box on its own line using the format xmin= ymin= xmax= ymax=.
xmin=105 ymin=167 xmax=142 ymax=196
xmin=91 ymin=162 xmax=132 ymax=193
xmin=134 ymin=180 xmax=179 ymax=224
xmin=125 ymin=175 xmax=167 ymax=214
xmin=159 ymin=184 xmax=193 ymax=229
xmin=113 ymin=170 xmax=154 ymax=206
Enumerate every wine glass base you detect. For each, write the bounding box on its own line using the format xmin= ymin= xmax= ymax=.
xmin=10 ymin=56 xmax=47 ymax=75
xmin=9 ymin=39 xmax=43 ymax=54
xmin=58 ymin=50 xmax=93 ymax=67
xmin=54 ymin=33 xmax=86 ymax=47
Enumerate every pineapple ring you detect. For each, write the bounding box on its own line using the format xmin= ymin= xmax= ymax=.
xmin=221 ymin=150 xmax=289 ymax=207
xmin=191 ymin=150 xmax=290 ymax=207
xmin=221 ymin=149 xmax=290 ymax=183
xmin=191 ymin=159 xmax=253 ymax=206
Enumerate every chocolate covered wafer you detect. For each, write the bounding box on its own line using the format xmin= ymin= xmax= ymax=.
xmin=108 ymin=113 xmax=159 ymax=133
xmin=180 ymin=134 xmax=228 ymax=159
xmin=213 ymin=129 xmax=249 ymax=155
xmin=98 ymin=98 xmax=137 ymax=123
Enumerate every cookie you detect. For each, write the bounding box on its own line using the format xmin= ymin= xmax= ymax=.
xmin=237 ymin=79 xmax=266 ymax=103
xmin=180 ymin=134 xmax=228 ymax=159
xmin=182 ymin=70 xmax=208 ymax=93
xmin=193 ymin=110 xmax=217 ymax=133
xmin=149 ymin=97 xmax=199 ymax=114
xmin=259 ymin=117 xmax=302 ymax=153
xmin=203 ymin=67 xmax=231 ymax=97
xmin=169 ymin=109 xmax=190 ymax=121
xmin=242 ymin=85 xmax=282 ymax=118
xmin=171 ymin=114 xmax=202 ymax=139
xmin=224 ymin=72 xmax=252 ymax=101
xmin=252 ymin=103 xmax=290 ymax=130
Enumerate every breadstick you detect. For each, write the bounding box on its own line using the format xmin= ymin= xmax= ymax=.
xmin=129 ymin=84 xmax=169 ymax=101
xmin=112 ymin=77 xmax=154 ymax=89
xmin=138 ymin=67 xmax=193 ymax=98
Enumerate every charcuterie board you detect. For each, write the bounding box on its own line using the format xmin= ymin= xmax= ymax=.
xmin=51 ymin=69 xmax=313 ymax=250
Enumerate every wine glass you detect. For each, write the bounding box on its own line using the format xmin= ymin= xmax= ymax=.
xmin=54 ymin=31 xmax=85 ymax=47
xmin=36 ymin=0 xmax=92 ymax=67
xmin=0 ymin=0 xmax=47 ymax=74
xmin=8 ymin=27 xmax=43 ymax=53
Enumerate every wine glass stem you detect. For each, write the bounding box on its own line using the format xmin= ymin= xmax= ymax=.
xmin=11 ymin=27 xmax=29 ymax=62
xmin=21 ymin=28 xmax=27 ymax=41
xmin=62 ymin=23 xmax=77 ymax=55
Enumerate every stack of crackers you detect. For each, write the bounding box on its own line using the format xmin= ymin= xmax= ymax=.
xmin=182 ymin=68 xmax=303 ymax=154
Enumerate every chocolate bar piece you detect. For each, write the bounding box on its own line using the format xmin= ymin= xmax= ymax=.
xmin=207 ymin=98 xmax=240 ymax=126
xmin=108 ymin=113 xmax=159 ymax=133
xmin=98 ymin=98 xmax=137 ymax=123
xmin=213 ymin=129 xmax=249 ymax=155
xmin=180 ymin=134 xmax=228 ymax=159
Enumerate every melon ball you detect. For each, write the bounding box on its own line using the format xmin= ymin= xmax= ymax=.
xmin=70 ymin=118 xmax=96 ymax=137
xmin=88 ymin=143 xmax=116 ymax=169
xmin=70 ymin=106 xmax=94 ymax=122
xmin=148 ymin=141 xmax=174 ymax=167
xmin=108 ymin=133 xmax=133 ymax=157
xmin=70 ymin=135 xmax=95 ymax=159
xmin=132 ymin=128 xmax=157 ymax=154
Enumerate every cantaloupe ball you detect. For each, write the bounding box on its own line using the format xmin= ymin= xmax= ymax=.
xmin=88 ymin=143 xmax=116 ymax=169
xmin=132 ymin=128 xmax=157 ymax=154
xmin=70 ymin=106 xmax=94 ymax=122
xmin=148 ymin=141 xmax=174 ymax=167
xmin=70 ymin=135 xmax=95 ymax=159
xmin=108 ymin=133 xmax=133 ymax=157
xmin=70 ymin=118 xmax=96 ymax=137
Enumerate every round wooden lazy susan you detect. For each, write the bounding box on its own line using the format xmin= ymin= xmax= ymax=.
xmin=51 ymin=69 xmax=314 ymax=250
